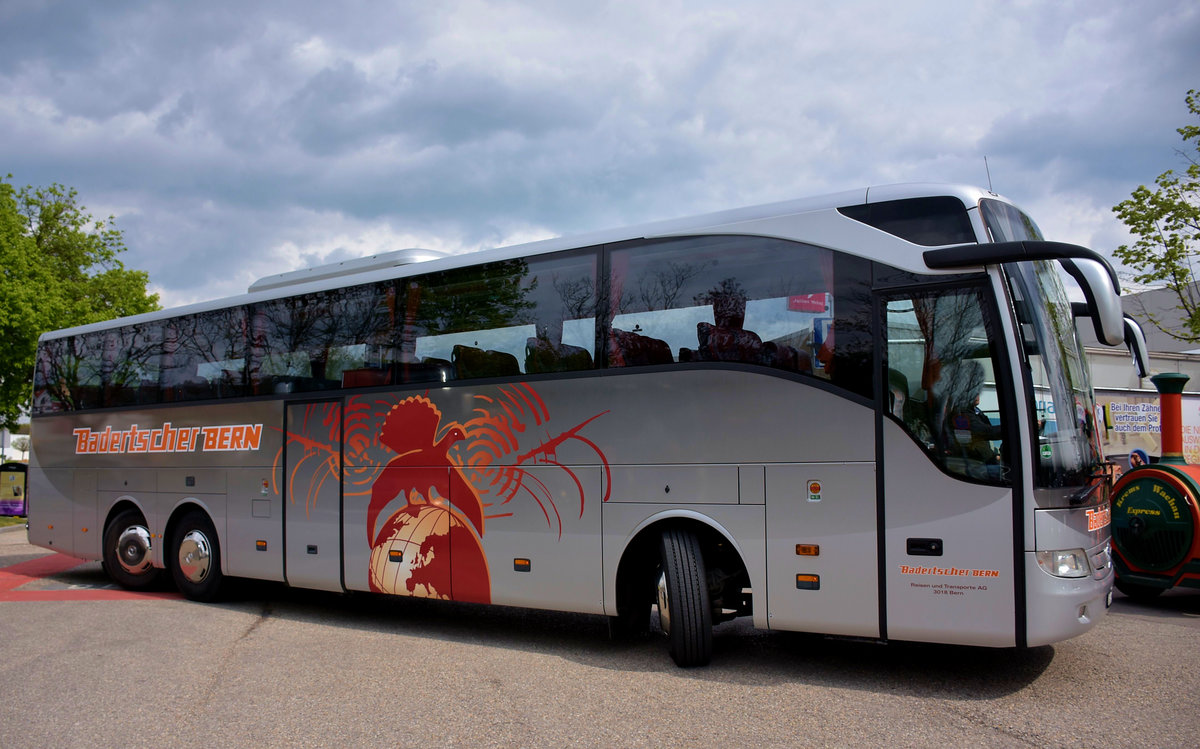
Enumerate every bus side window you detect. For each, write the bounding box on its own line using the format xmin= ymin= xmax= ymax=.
xmin=884 ymin=289 xmax=1009 ymax=485
xmin=600 ymin=236 xmax=874 ymax=399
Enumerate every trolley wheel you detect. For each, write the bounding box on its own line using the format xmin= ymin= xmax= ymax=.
xmin=102 ymin=509 xmax=162 ymax=590
xmin=1115 ymin=577 xmax=1165 ymax=602
xmin=657 ymin=528 xmax=713 ymax=667
xmin=170 ymin=509 xmax=224 ymax=602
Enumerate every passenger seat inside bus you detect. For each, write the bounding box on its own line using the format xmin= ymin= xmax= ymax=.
xmin=609 ymin=328 xmax=673 ymax=367
xmin=695 ymin=321 xmax=763 ymax=362
xmin=525 ymin=337 xmax=593 ymax=373
xmin=452 ymin=345 xmax=521 ymax=379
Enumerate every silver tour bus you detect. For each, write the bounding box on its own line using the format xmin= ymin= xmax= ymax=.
xmin=26 ymin=184 xmax=1148 ymax=666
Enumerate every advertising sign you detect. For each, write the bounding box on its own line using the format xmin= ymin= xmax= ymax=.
xmin=1095 ymin=392 xmax=1200 ymax=466
xmin=0 ymin=463 xmax=26 ymax=517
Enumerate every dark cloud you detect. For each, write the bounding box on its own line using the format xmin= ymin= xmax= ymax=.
xmin=2 ymin=1 xmax=1197 ymax=307
xmin=279 ymin=59 xmax=598 ymax=157
xmin=980 ymin=3 xmax=1200 ymax=195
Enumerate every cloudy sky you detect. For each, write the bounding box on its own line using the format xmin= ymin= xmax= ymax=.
xmin=2 ymin=0 xmax=1197 ymax=309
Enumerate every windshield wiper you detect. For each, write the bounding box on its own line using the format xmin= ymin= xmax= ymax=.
xmin=1067 ymin=480 xmax=1103 ymax=506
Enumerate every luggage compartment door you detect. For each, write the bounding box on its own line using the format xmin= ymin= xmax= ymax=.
xmin=283 ymin=400 xmax=344 ymax=592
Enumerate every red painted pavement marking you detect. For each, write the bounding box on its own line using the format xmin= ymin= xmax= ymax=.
xmin=0 ymin=553 xmax=181 ymax=602
xmin=0 ymin=553 xmax=87 ymax=590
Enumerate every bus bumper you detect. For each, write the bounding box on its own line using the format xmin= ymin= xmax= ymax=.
xmin=1023 ymin=542 xmax=1114 ymax=647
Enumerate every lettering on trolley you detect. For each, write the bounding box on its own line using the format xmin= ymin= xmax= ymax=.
xmin=72 ymin=422 xmax=264 ymax=455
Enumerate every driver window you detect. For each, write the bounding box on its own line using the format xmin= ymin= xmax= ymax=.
xmin=884 ymin=288 xmax=1009 ymax=484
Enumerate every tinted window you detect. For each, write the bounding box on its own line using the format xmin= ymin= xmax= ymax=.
xmin=33 ymin=236 xmax=884 ymax=412
xmin=980 ymin=199 xmax=1043 ymax=243
xmin=608 ymin=236 xmax=873 ymax=399
xmin=250 ymin=285 xmax=392 ymax=394
xmin=408 ymin=253 xmax=597 ymax=380
xmin=884 ymin=286 xmax=1010 ymax=484
xmin=840 ymin=197 xmax=976 ymax=246
xmin=165 ymin=307 xmax=248 ymax=400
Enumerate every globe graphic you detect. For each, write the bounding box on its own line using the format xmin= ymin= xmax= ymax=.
xmin=369 ymin=503 xmax=491 ymax=603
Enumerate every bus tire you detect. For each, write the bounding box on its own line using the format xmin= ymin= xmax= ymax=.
xmin=657 ymin=528 xmax=712 ymax=667
xmin=170 ymin=509 xmax=224 ymax=602
xmin=102 ymin=509 xmax=162 ymax=590
xmin=1115 ymin=577 xmax=1165 ymax=602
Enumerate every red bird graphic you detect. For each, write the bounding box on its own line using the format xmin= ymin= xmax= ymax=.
xmin=367 ymin=396 xmax=486 ymax=545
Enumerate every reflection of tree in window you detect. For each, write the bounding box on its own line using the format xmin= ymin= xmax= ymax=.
xmin=522 ymin=256 xmax=598 ymax=373
xmin=617 ymin=260 xmax=713 ymax=314
xmin=412 ymin=259 xmax=535 ymax=336
xmin=32 ymin=322 xmax=163 ymax=410
xmin=103 ymin=322 xmax=161 ymax=405
xmin=552 ymin=274 xmax=596 ymax=322
xmin=694 ymin=278 xmax=748 ymax=324
xmin=400 ymin=260 xmax=537 ymax=380
xmin=323 ymin=283 xmax=393 ymax=377
xmin=891 ymin=287 xmax=1007 ymax=484
xmin=252 ymin=294 xmax=335 ymax=382
xmin=166 ymin=307 xmax=248 ymax=399
xmin=34 ymin=337 xmax=81 ymax=412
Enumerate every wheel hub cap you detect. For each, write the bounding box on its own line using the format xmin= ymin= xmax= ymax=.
xmin=178 ymin=530 xmax=212 ymax=584
xmin=115 ymin=525 xmax=153 ymax=575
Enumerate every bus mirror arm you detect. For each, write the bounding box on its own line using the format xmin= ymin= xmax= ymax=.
xmin=922 ymin=241 xmax=1124 ymax=346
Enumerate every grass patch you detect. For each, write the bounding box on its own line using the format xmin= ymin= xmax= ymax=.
xmin=0 ymin=516 xmax=27 ymax=528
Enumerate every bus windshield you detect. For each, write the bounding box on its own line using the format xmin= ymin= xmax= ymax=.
xmin=983 ymin=197 xmax=1105 ymax=494
xmin=1006 ymin=260 xmax=1104 ymax=493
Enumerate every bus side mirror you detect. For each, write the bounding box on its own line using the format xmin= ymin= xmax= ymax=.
xmin=1124 ymin=316 xmax=1150 ymax=379
xmin=1060 ymin=258 xmax=1124 ymax=347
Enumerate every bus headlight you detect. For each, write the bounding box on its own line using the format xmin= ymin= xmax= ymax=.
xmin=1036 ymin=549 xmax=1090 ymax=578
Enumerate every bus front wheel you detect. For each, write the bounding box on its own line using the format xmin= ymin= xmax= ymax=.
xmin=102 ymin=509 xmax=162 ymax=590
xmin=170 ymin=510 xmax=224 ymax=602
xmin=657 ymin=528 xmax=713 ymax=667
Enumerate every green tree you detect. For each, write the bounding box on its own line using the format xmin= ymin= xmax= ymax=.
xmin=0 ymin=176 xmax=160 ymax=430
xmin=1112 ymin=88 xmax=1200 ymax=341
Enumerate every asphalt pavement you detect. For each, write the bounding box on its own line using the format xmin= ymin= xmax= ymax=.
xmin=2 ymin=524 xmax=1198 ymax=748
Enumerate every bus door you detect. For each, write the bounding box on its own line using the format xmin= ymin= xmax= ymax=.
xmin=283 ymin=400 xmax=345 ymax=592
xmin=880 ymin=287 xmax=1018 ymax=647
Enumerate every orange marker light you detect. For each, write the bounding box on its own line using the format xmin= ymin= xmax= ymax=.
xmin=256 ymin=540 xmax=268 ymax=551
xmin=796 ymin=574 xmax=820 ymax=590
xmin=514 ymin=558 xmax=531 ymax=572
xmin=388 ymin=550 xmax=403 ymax=563
xmin=796 ymin=544 xmax=820 ymax=556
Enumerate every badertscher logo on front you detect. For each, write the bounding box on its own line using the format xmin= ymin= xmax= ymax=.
xmin=72 ymin=422 xmax=264 ymax=455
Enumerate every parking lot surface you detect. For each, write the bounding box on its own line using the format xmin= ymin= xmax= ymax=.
xmin=2 ymin=525 xmax=1198 ymax=748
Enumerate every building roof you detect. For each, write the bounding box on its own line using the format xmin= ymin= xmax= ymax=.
xmin=1101 ymin=285 xmax=1200 ymax=354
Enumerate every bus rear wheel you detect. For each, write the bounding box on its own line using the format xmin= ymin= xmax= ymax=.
xmin=657 ymin=528 xmax=713 ymax=667
xmin=102 ymin=509 xmax=162 ymax=590
xmin=170 ymin=510 xmax=224 ymax=602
